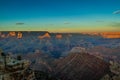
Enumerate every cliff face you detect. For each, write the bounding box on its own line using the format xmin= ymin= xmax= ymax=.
xmin=81 ymin=32 xmax=120 ymax=39
xmin=54 ymin=52 xmax=110 ymax=80
xmin=38 ymin=32 xmax=51 ymax=39
xmin=56 ymin=35 xmax=62 ymax=39
xmin=101 ymin=32 xmax=120 ymax=39
xmin=17 ymin=32 xmax=23 ymax=38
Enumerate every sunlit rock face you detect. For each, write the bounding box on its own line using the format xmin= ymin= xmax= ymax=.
xmin=1 ymin=34 xmax=6 ymax=38
xmin=38 ymin=33 xmax=51 ymax=39
xmin=56 ymin=34 xmax=62 ymax=39
xmin=8 ymin=32 xmax=16 ymax=37
xmin=0 ymin=32 xmax=5 ymax=38
xmin=81 ymin=32 xmax=120 ymax=39
xmin=100 ymin=32 xmax=120 ymax=39
xmin=17 ymin=32 xmax=22 ymax=39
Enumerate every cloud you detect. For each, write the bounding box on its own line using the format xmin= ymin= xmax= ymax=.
xmin=110 ymin=22 xmax=120 ymax=27
xmin=48 ymin=24 xmax=54 ymax=26
xmin=113 ymin=10 xmax=120 ymax=14
xmin=16 ymin=22 xmax=24 ymax=25
xmin=64 ymin=21 xmax=70 ymax=24
xmin=96 ymin=20 xmax=104 ymax=22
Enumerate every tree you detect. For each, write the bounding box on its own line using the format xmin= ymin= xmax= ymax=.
xmin=17 ymin=55 xmax=22 ymax=60
xmin=0 ymin=48 xmax=3 ymax=54
xmin=1 ymin=52 xmax=7 ymax=70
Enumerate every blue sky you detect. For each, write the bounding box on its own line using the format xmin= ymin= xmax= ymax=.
xmin=0 ymin=0 xmax=120 ymax=32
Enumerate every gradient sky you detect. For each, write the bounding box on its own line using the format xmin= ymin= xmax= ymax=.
xmin=0 ymin=0 xmax=120 ymax=32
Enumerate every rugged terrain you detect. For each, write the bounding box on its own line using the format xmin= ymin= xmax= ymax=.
xmin=0 ymin=31 xmax=120 ymax=80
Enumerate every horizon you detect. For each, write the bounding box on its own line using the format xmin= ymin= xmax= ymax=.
xmin=1 ymin=31 xmax=120 ymax=35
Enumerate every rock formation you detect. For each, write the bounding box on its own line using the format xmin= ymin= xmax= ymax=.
xmin=54 ymin=52 xmax=110 ymax=80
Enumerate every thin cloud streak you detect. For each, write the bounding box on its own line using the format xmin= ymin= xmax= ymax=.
xmin=64 ymin=22 xmax=70 ymax=24
xmin=16 ymin=22 xmax=25 ymax=25
xmin=113 ymin=10 xmax=120 ymax=14
xmin=110 ymin=22 xmax=120 ymax=28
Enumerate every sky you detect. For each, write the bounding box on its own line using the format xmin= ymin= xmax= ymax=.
xmin=0 ymin=0 xmax=120 ymax=32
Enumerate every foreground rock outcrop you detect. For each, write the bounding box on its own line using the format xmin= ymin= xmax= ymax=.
xmin=54 ymin=52 xmax=110 ymax=80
